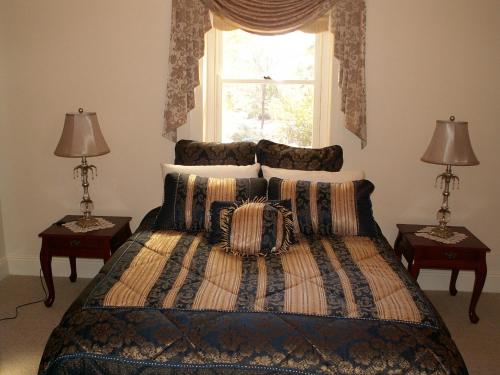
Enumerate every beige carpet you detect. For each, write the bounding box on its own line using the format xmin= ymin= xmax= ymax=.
xmin=0 ymin=275 xmax=499 ymax=375
xmin=0 ymin=276 xmax=89 ymax=375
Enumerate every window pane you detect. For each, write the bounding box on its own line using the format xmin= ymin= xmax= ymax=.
xmin=222 ymin=30 xmax=315 ymax=81
xmin=221 ymin=83 xmax=313 ymax=147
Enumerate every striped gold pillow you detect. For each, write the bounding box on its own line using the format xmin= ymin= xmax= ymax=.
xmin=268 ymin=177 xmax=377 ymax=236
xmin=209 ymin=199 xmax=293 ymax=243
xmin=219 ymin=199 xmax=294 ymax=257
xmin=153 ymin=173 xmax=267 ymax=231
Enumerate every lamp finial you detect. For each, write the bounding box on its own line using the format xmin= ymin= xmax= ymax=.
xmin=449 ymin=115 xmax=455 ymax=121
xmin=78 ymin=108 xmax=84 ymax=114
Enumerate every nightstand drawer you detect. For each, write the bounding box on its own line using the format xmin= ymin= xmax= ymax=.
xmin=46 ymin=237 xmax=102 ymax=251
xmin=417 ymin=248 xmax=478 ymax=262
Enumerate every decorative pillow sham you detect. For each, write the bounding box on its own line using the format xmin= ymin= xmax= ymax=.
xmin=154 ymin=173 xmax=267 ymax=231
xmin=217 ymin=198 xmax=294 ymax=257
xmin=256 ymin=139 xmax=343 ymax=171
xmin=161 ymin=163 xmax=261 ymax=181
xmin=175 ymin=139 xmax=257 ymax=166
xmin=268 ymin=177 xmax=377 ymax=237
xmin=209 ymin=199 xmax=294 ymax=244
xmin=261 ymin=165 xmax=365 ymax=182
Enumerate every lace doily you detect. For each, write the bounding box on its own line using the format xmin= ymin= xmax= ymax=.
xmin=63 ymin=217 xmax=115 ymax=233
xmin=415 ymin=226 xmax=467 ymax=244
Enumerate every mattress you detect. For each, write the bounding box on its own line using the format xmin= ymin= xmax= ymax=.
xmin=39 ymin=208 xmax=467 ymax=374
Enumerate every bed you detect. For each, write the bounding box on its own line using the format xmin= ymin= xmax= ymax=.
xmin=39 ymin=140 xmax=467 ymax=374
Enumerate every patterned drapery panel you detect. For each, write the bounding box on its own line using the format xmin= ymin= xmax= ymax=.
xmin=331 ymin=1 xmax=367 ymax=147
xmin=164 ymin=0 xmax=211 ymax=141
xmin=164 ymin=0 xmax=367 ymax=147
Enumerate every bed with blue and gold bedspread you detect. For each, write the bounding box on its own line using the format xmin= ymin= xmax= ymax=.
xmin=39 ymin=208 xmax=467 ymax=374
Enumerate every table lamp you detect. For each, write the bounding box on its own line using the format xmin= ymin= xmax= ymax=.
xmin=54 ymin=108 xmax=110 ymax=228
xmin=421 ymin=115 xmax=479 ymax=238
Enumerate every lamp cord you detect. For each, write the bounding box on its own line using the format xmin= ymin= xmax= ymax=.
xmin=0 ymin=269 xmax=48 ymax=322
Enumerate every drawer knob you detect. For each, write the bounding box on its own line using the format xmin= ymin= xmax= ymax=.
xmin=444 ymin=251 xmax=457 ymax=260
xmin=70 ymin=239 xmax=81 ymax=247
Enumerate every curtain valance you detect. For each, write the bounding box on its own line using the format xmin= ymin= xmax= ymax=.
xmin=212 ymin=13 xmax=330 ymax=34
xmin=164 ymin=0 xmax=367 ymax=147
xmin=204 ymin=0 xmax=336 ymax=35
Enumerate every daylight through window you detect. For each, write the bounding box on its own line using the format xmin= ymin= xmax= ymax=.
xmin=204 ymin=29 xmax=333 ymax=148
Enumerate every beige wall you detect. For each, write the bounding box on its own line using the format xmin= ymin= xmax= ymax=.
xmin=0 ymin=201 xmax=7 ymax=279
xmin=1 ymin=0 xmax=499 ymax=291
xmin=1 ymin=0 xmax=173 ymax=276
xmin=1 ymin=3 xmax=9 ymax=279
xmin=336 ymin=0 xmax=500 ymax=291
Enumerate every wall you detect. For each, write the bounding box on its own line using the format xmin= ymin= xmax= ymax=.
xmin=0 ymin=203 xmax=7 ymax=280
xmin=0 ymin=201 xmax=7 ymax=280
xmin=1 ymin=0 xmax=173 ymax=277
xmin=333 ymin=0 xmax=500 ymax=291
xmin=1 ymin=0 xmax=499 ymax=291
xmin=0 ymin=4 xmax=9 ymax=280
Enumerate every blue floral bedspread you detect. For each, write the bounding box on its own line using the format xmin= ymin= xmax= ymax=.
xmin=38 ymin=208 xmax=467 ymax=375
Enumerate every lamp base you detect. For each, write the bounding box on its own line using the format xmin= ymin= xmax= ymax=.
xmin=429 ymin=225 xmax=453 ymax=239
xmin=76 ymin=216 xmax=100 ymax=228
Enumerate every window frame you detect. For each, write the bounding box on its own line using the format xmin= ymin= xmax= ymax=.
xmin=203 ymin=28 xmax=334 ymax=148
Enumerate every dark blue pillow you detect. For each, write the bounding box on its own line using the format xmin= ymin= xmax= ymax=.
xmin=267 ymin=177 xmax=377 ymax=237
xmin=153 ymin=173 xmax=267 ymax=232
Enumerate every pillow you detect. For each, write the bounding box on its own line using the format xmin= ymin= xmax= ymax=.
xmin=175 ymin=139 xmax=257 ymax=166
xmin=161 ymin=163 xmax=261 ymax=181
xmin=268 ymin=177 xmax=377 ymax=237
xmin=154 ymin=173 xmax=267 ymax=231
xmin=209 ymin=199 xmax=294 ymax=244
xmin=256 ymin=139 xmax=343 ymax=171
xmin=218 ymin=199 xmax=294 ymax=257
xmin=261 ymin=165 xmax=364 ymax=182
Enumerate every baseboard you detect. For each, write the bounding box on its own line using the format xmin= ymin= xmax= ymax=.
xmin=7 ymin=255 xmax=103 ymax=279
xmin=5 ymin=255 xmax=500 ymax=293
xmin=417 ymin=269 xmax=499 ymax=293
xmin=0 ymin=256 xmax=8 ymax=281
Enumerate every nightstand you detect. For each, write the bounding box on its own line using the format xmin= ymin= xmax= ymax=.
xmin=394 ymin=224 xmax=490 ymax=323
xmin=39 ymin=215 xmax=132 ymax=307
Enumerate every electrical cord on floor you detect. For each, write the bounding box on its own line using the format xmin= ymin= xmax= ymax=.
xmin=0 ymin=269 xmax=48 ymax=322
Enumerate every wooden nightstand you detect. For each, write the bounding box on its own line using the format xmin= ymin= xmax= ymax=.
xmin=394 ymin=224 xmax=490 ymax=323
xmin=39 ymin=215 xmax=132 ymax=307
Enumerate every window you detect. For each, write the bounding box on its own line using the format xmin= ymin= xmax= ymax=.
xmin=204 ymin=29 xmax=333 ymax=148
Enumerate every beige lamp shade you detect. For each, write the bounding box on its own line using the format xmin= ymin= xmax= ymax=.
xmin=421 ymin=118 xmax=479 ymax=166
xmin=54 ymin=110 xmax=110 ymax=158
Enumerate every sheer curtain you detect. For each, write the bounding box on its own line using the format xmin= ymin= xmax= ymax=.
xmin=164 ymin=0 xmax=366 ymax=147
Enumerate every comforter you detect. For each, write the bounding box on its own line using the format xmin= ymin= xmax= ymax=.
xmin=39 ymin=208 xmax=467 ymax=374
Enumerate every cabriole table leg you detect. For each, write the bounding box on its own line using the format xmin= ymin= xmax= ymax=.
xmin=393 ymin=232 xmax=403 ymax=261
xmin=40 ymin=244 xmax=55 ymax=307
xmin=449 ymin=269 xmax=459 ymax=296
xmin=469 ymin=259 xmax=487 ymax=324
xmin=69 ymin=256 xmax=77 ymax=282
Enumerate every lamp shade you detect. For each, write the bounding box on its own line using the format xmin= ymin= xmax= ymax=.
xmin=421 ymin=118 xmax=479 ymax=166
xmin=54 ymin=110 xmax=110 ymax=158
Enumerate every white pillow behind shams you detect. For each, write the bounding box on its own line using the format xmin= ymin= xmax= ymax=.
xmin=261 ymin=165 xmax=365 ymax=183
xmin=161 ymin=163 xmax=261 ymax=181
